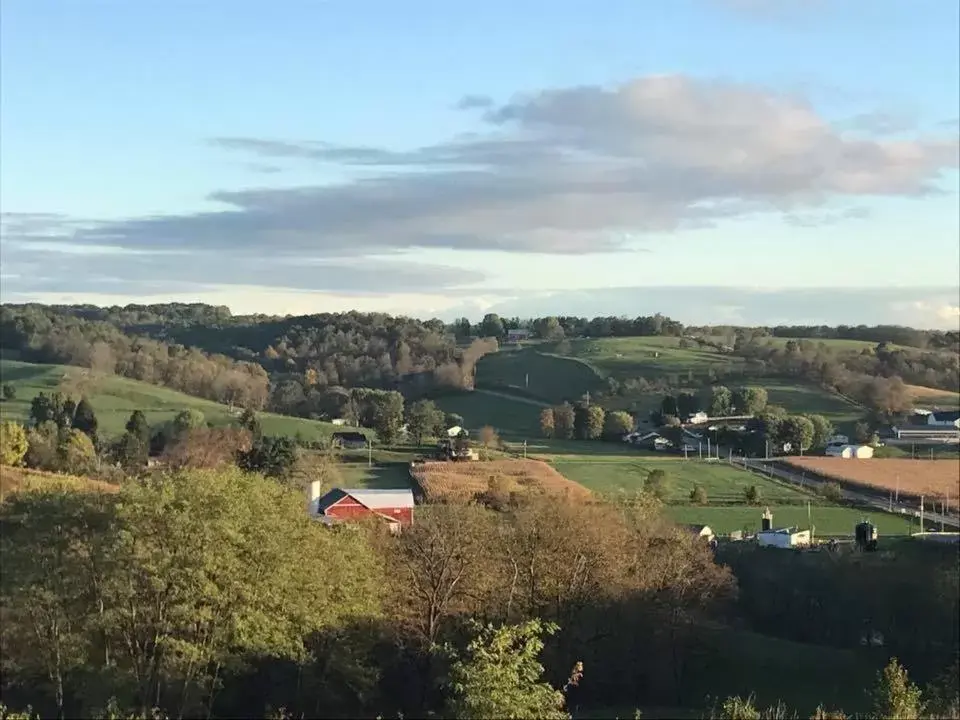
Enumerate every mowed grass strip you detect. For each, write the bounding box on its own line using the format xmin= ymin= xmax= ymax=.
xmin=552 ymin=459 xmax=810 ymax=504
xmin=411 ymin=459 xmax=590 ymax=504
xmin=0 ymin=359 xmax=360 ymax=442
xmin=665 ymin=504 xmax=917 ymax=537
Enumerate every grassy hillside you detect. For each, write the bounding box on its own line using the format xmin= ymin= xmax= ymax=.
xmin=475 ymin=348 xmax=605 ymax=403
xmin=474 ymin=340 xmax=863 ymax=426
xmin=555 ymin=336 xmax=739 ymax=380
xmin=0 ymin=359 xmax=368 ymax=442
xmin=0 ymin=465 xmax=119 ymax=501
xmin=434 ymin=389 xmax=544 ymax=437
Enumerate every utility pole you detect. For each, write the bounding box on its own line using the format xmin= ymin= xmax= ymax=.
xmin=698 ymin=441 xmax=703 ymax=460
xmin=523 ymin=439 xmax=527 ymax=459
xmin=367 ymin=439 xmax=372 ymax=468
xmin=920 ymin=495 xmax=925 ymax=533
xmin=895 ymin=475 xmax=900 ymax=503
xmin=707 ymin=437 xmax=711 ymax=458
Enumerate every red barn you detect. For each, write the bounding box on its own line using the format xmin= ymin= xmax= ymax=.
xmin=308 ymin=483 xmax=415 ymax=532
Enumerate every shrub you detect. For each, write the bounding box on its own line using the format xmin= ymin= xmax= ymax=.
xmin=644 ymin=469 xmax=670 ymax=501
xmin=744 ymin=485 xmax=761 ymax=505
xmin=690 ymin=484 xmax=708 ymax=505
xmin=819 ymin=482 xmax=843 ymax=503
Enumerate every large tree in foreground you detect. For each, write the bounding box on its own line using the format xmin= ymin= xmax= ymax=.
xmin=444 ymin=619 xmax=572 ymax=720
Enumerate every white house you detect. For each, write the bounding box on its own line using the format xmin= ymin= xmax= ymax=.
xmin=758 ymin=528 xmax=811 ymax=549
xmin=825 ymin=444 xmax=874 ymax=459
xmin=446 ymin=425 xmax=466 ymax=438
xmin=331 ymin=418 xmax=347 ymax=426
xmin=507 ymin=328 xmax=531 ymax=342
xmin=927 ymin=411 xmax=960 ymax=429
xmin=686 ymin=411 xmax=709 ymax=425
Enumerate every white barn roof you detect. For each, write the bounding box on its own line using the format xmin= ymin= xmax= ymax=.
xmin=342 ymin=488 xmax=415 ymax=509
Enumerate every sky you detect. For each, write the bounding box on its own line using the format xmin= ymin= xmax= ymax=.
xmin=1 ymin=0 xmax=959 ymax=328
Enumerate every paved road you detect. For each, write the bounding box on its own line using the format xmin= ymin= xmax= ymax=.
xmin=738 ymin=457 xmax=960 ymax=530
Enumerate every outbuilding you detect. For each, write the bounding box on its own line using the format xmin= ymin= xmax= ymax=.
xmin=825 ymin=444 xmax=874 ymax=459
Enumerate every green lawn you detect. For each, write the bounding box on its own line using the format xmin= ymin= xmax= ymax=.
xmin=0 ymin=359 xmax=365 ymax=442
xmin=433 ymin=390 xmax=543 ymax=438
xmin=552 ymin=458 xmax=811 ymax=503
xmin=665 ymin=504 xmax=917 ymax=537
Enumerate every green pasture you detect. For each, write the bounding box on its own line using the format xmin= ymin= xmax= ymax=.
xmin=665 ymin=504 xmax=917 ymax=537
xmin=552 ymin=457 xmax=811 ymax=503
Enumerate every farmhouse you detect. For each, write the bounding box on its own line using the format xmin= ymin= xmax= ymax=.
xmin=507 ymin=328 xmax=531 ymax=342
xmin=446 ymin=425 xmax=466 ymax=437
xmin=685 ymin=411 xmax=709 ymax=425
xmin=927 ymin=410 xmax=960 ymax=429
xmin=331 ymin=431 xmax=368 ymax=449
xmin=825 ymin=443 xmax=874 ymax=459
xmin=307 ymin=483 xmax=414 ymax=532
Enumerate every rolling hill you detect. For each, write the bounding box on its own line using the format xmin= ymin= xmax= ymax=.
xmin=0 ymin=359 xmax=368 ymax=442
xmin=472 ymin=339 xmax=864 ymax=425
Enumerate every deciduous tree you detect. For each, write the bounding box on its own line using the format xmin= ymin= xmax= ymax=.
xmin=604 ymin=410 xmax=634 ymax=438
xmin=72 ymin=397 xmax=98 ymax=441
xmin=444 ymin=620 xmax=570 ymax=720
xmin=706 ymin=386 xmax=732 ymax=417
xmin=0 ymin=421 xmax=28 ymax=466
xmin=539 ymin=408 xmax=555 ymax=438
xmin=553 ymin=403 xmax=575 ymax=440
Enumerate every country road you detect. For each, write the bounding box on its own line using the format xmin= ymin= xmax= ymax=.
xmin=473 ymin=387 xmax=550 ymax=407
xmin=740 ymin=457 xmax=960 ymax=530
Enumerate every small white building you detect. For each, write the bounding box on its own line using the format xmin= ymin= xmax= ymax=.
xmin=446 ymin=425 xmax=466 ymax=437
xmin=825 ymin=444 xmax=874 ymax=459
xmin=758 ymin=528 xmax=811 ymax=549
xmin=331 ymin=418 xmax=347 ymax=426
xmin=686 ymin=411 xmax=709 ymax=425
xmin=506 ymin=329 xmax=531 ymax=342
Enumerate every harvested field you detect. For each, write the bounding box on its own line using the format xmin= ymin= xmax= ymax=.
xmin=905 ymin=384 xmax=960 ymax=406
xmin=0 ymin=466 xmax=119 ymax=501
xmin=783 ymin=457 xmax=960 ymax=509
xmin=410 ymin=459 xmax=591 ymax=504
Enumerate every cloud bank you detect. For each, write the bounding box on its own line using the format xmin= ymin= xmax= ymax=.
xmin=2 ymin=73 xmax=957 ymax=318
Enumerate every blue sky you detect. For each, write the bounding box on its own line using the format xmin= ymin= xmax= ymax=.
xmin=1 ymin=0 xmax=958 ymax=327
